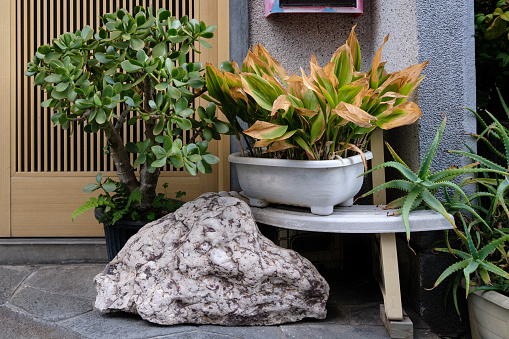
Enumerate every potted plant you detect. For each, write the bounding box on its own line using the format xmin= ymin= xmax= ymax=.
xmin=24 ymin=6 xmax=230 ymax=260
xmin=429 ymin=92 xmax=509 ymax=339
xmin=362 ymin=91 xmax=509 ymax=338
xmin=204 ymin=26 xmax=428 ymax=215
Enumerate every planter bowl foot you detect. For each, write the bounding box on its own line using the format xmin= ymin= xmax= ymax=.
xmin=338 ymin=198 xmax=354 ymax=207
xmin=249 ymin=198 xmax=269 ymax=208
xmin=310 ymin=205 xmax=334 ymax=215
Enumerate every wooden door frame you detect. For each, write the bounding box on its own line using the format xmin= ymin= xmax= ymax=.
xmin=0 ymin=0 xmax=12 ymax=237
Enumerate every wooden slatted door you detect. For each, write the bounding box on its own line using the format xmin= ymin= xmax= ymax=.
xmin=0 ymin=0 xmax=229 ymax=237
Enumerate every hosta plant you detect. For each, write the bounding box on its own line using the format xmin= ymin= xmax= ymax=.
xmin=205 ymin=26 xmax=428 ymax=162
xmin=25 ymin=7 xmax=230 ymax=222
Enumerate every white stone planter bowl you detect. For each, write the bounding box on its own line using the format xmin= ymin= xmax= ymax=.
xmin=468 ymin=288 xmax=509 ymax=339
xmin=229 ymin=151 xmax=373 ymax=215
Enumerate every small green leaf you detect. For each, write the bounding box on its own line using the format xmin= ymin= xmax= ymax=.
xmin=125 ymin=142 xmax=139 ymax=153
xmin=102 ymin=182 xmax=117 ymax=193
xmin=134 ymin=154 xmax=146 ymax=168
xmin=167 ymin=85 xmax=181 ymax=99
xmin=95 ymin=108 xmax=107 ymax=124
xmin=152 ymin=158 xmax=167 ymax=167
xmin=175 ymin=97 xmax=188 ymax=113
xmin=130 ymin=37 xmax=144 ymax=50
xmin=152 ymin=42 xmax=168 ymax=58
xmin=154 ymin=118 xmax=165 ymax=135
xmin=151 ymin=145 xmax=167 ymax=159
xmin=155 ymin=82 xmax=168 ymax=91
xmin=83 ymin=183 xmax=100 ymax=193
xmin=44 ymin=74 xmax=62 ymax=83
xmin=203 ymin=154 xmax=220 ymax=164
xmin=121 ymin=60 xmax=143 ymax=73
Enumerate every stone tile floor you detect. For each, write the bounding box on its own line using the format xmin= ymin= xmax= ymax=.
xmin=0 ymin=264 xmax=442 ymax=339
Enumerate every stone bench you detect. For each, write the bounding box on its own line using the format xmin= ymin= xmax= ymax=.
xmin=224 ymin=191 xmax=453 ymax=339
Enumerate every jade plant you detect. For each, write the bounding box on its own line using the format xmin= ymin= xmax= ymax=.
xmin=25 ymin=7 xmax=229 ymax=224
xmin=204 ymin=26 xmax=428 ymax=161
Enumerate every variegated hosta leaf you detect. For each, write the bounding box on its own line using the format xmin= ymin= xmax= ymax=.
xmin=379 ymin=101 xmax=422 ymax=129
xmin=300 ymin=67 xmax=321 ymax=94
xmin=310 ymin=62 xmax=335 ymax=90
xmin=261 ymin=73 xmax=286 ymax=93
xmin=230 ymin=60 xmax=241 ymax=74
xmin=242 ymin=50 xmax=271 ymax=76
xmin=224 ymin=72 xmax=242 ymax=86
xmin=253 ymin=43 xmax=288 ymax=81
xmin=244 ymin=120 xmax=288 ymax=140
xmin=271 ymin=95 xmax=292 ymax=117
xmin=333 ymin=102 xmax=376 ymax=128
xmin=254 ymin=130 xmax=297 ymax=147
xmin=265 ymin=139 xmax=296 ymax=153
xmin=323 ymin=61 xmax=339 ymax=88
xmin=294 ymin=106 xmax=318 ymax=117
xmin=228 ymin=86 xmax=249 ymax=102
xmin=285 ymin=73 xmax=305 ymax=96
xmin=346 ymin=24 xmax=361 ymax=71
xmin=370 ymin=34 xmax=389 ymax=87
xmin=398 ymin=60 xmax=429 ymax=89
xmin=338 ymin=142 xmax=367 ymax=170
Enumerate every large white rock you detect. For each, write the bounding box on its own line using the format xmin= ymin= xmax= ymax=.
xmin=94 ymin=192 xmax=329 ymax=326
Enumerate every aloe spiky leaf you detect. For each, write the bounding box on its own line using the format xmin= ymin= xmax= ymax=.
xmin=362 ymin=161 xmax=418 ymax=181
xmin=431 ymin=259 xmax=470 ymax=289
xmin=434 ymin=247 xmax=473 ymax=261
xmin=402 ymin=186 xmax=423 ymax=240
xmin=418 ymin=117 xmax=447 ymax=179
xmin=420 ymin=188 xmax=455 ymax=228
xmin=384 ymin=141 xmax=410 ymax=169
xmin=448 ymin=150 xmax=508 ymax=173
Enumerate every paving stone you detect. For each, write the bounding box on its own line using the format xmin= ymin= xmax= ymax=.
xmin=0 ymin=266 xmax=34 ymax=304
xmin=58 ymin=310 xmax=199 ymax=339
xmin=158 ymin=331 xmax=240 ymax=339
xmin=329 ymin=324 xmax=390 ymax=338
xmin=11 ymin=286 xmax=93 ymax=321
xmin=24 ymin=265 xmax=104 ymax=300
xmin=280 ymin=325 xmax=341 ymax=339
xmin=414 ymin=328 xmax=441 ymax=339
xmin=348 ymin=304 xmax=385 ymax=326
xmin=0 ymin=305 xmax=84 ymax=339
xmin=199 ymin=325 xmax=283 ymax=339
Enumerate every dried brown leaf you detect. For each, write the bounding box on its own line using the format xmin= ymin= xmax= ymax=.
xmin=265 ymin=140 xmax=296 ymax=153
xmin=244 ymin=120 xmax=283 ymax=139
xmin=271 ymin=95 xmax=292 ymax=116
xmin=381 ymin=101 xmax=422 ymax=129
xmin=371 ymin=34 xmax=389 ymax=84
xmin=333 ymin=102 xmax=377 ymax=128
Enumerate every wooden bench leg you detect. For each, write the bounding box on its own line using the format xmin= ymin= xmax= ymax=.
xmin=376 ymin=233 xmax=413 ymax=338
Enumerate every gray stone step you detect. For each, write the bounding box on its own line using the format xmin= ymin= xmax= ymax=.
xmin=0 ymin=238 xmax=108 ymax=264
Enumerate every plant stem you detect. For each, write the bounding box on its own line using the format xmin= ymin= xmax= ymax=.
xmin=106 ymin=121 xmax=140 ymax=192
xmin=138 ymin=76 xmax=160 ymax=212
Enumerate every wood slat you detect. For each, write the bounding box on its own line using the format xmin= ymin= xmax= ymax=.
xmin=0 ymin=0 xmax=12 ymax=236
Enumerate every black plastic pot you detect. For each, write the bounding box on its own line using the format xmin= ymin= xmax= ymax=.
xmin=94 ymin=208 xmax=147 ymax=261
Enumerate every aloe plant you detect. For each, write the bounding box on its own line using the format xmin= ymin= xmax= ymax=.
xmin=429 ymin=90 xmax=509 ymax=314
xmin=432 ymin=215 xmax=509 ymax=314
xmin=358 ymin=117 xmax=488 ymax=241
xmin=205 ymin=26 xmax=428 ymax=161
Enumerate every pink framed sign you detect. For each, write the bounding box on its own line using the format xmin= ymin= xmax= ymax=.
xmin=265 ymin=0 xmax=363 ymax=17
